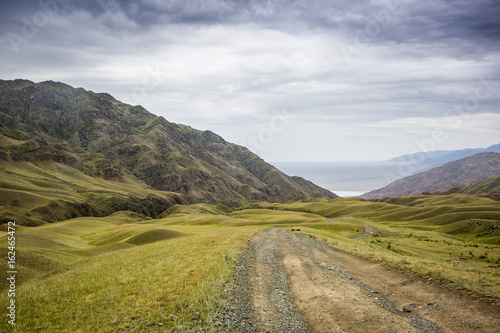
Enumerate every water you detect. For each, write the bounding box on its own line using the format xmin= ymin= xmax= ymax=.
xmin=272 ymin=161 xmax=403 ymax=196
xmin=332 ymin=191 xmax=366 ymax=198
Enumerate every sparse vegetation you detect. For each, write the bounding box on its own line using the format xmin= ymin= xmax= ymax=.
xmin=0 ymin=81 xmax=499 ymax=331
xmin=1 ymin=194 xmax=499 ymax=332
xmin=0 ymin=216 xmax=263 ymax=332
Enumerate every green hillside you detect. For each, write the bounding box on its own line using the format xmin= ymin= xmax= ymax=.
xmin=0 ymin=79 xmax=335 ymax=226
xmin=0 ymin=216 xmax=262 ymax=332
xmin=1 ymin=80 xmax=499 ymax=332
xmin=0 ymin=160 xmax=187 ymax=226
xmin=1 ymin=194 xmax=499 ymax=331
xmin=438 ymin=175 xmax=500 ymax=200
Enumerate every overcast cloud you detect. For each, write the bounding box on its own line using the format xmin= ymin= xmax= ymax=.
xmin=1 ymin=0 xmax=499 ymax=161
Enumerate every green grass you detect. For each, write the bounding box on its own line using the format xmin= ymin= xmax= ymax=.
xmin=0 ymin=214 xmax=263 ymax=332
xmin=84 ymin=224 xmax=186 ymax=246
xmin=229 ymin=209 xmax=325 ymax=224
xmin=0 ymin=161 xmax=184 ymax=226
xmin=2 ymin=228 xmax=260 ymax=332
xmin=1 ymin=194 xmax=499 ymax=331
xmin=231 ymin=196 xmax=500 ymax=297
xmin=125 ymin=229 xmax=185 ymax=245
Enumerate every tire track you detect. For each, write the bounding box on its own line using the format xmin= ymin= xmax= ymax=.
xmin=216 ymin=228 xmax=500 ymax=333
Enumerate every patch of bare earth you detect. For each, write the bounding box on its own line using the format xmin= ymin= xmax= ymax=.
xmin=215 ymin=228 xmax=500 ymax=333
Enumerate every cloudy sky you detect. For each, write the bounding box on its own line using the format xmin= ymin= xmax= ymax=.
xmin=1 ymin=0 xmax=499 ymax=162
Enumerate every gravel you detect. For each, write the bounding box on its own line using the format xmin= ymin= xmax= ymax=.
xmin=213 ymin=228 xmax=310 ymax=332
xmin=213 ymin=228 xmax=441 ymax=333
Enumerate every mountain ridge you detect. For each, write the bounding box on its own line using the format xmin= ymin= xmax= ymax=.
xmin=435 ymin=175 xmax=500 ymax=201
xmin=0 ymin=79 xmax=335 ymax=225
xmin=361 ymin=152 xmax=500 ymax=199
xmin=388 ymin=144 xmax=500 ymax=174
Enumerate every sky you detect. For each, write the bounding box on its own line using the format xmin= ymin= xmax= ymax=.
xmin=0 ymin=0 xmax=499 ymax=162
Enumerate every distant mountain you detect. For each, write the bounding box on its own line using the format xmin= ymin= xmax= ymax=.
xmin=436 ymin=176 xmax=500 ymax=201
xmin=389 ymin=144 xmax=500 ymax=173
xmin=0 ymin=79 xmax=335 ymax=224
xmin=272 ymin=161 xmax=402 ymax=194
xmin=361 ymin=152 xmax=500 ymax=199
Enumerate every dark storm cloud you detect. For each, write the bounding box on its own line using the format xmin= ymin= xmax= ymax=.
xmin=62 ymin=0 xmax=500 ymax=63
xmin=0 ymin=0 xmax=498 ymax=161
xmin=3 ymin=0 xmax=498 ymax=55
xmin=92 ymin=0 xmax=500 ymax=42
xmin=370 ymin=0 xmax=500 ymax=59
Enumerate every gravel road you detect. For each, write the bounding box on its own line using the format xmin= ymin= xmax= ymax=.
xmin=214 ymin=228 xmax=500 ymax=333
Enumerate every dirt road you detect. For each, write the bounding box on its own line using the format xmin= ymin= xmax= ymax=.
xmin=216 ymin=228 xmax=500 ymax=333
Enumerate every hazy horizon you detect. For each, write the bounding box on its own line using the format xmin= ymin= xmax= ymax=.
xmin=1 ymin=0 xmax=499 ymax=162
xmin=273 ymin=160 xmax=402 ymax=194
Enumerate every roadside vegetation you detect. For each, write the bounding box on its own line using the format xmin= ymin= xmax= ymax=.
xmin=240 ymin=196 xmax=500 ymax=297
xmin=1 ymin=194 xmax=499 ymax=331
xmin=0 ymin=212 xmax=263 ymax=332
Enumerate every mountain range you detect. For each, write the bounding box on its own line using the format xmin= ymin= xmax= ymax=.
xmin=389 ymin=144 xmax=500 ymax=173
xmin=0 ymin=79 xmax=335 ymax=225
xmin=361 ymin=152 xmax=500 ymax=199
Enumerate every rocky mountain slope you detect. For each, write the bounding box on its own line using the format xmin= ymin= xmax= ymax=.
xmin=0 ymin=79 xmax=335 ymax=225
xmin=361 ymin=152 xmax=500 ymax=199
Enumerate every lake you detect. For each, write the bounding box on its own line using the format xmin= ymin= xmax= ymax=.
xmin=272 ymin=161 xmax=404 ymax=197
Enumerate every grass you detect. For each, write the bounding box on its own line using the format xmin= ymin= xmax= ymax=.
xmin=231 ymin=196 xmax=500 ymax=297
xmin=302 ymin=225 xmax=499 ymax=297
xmin=229 ymin=209 xmax=325 ymax=225
xmin=0 ymin=160 xmax=184 ymax=226
xmin=9 ymin=229 xmax=258 ymax=332
xmin=0 ymin=194 xmax=499 ymax=331
xmin=83 ymin=224 xmax=187 ymax=246
xmin=0 ymin=215 xmax=263 ymax=332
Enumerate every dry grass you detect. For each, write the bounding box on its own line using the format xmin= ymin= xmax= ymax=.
xmin=1 ymin=194 xmax=499 ymax=331
xmin=300 ymin=225 xmax=500 ymax=298
xmin=0 ymin=221 xmax=262 ymax=332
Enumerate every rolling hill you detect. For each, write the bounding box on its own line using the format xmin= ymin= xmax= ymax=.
xmin=4 ymin=193 xmax=499 ymax=332
xmin=361 ymin=152 xmax=500 ymax=199
xmin=0 ymin=79 xmax=335 ymax=225
xmin=436 ymin=175 xmax=500 ymax=200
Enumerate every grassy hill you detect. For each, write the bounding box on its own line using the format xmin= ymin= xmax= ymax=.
xmin=0 ymin=159 xmax=188 ymax=226
xmin=0 ymin=79 xmax=334 ymax=225
xmin=1 ymin=79 xmax=498 ymax=332
xmin=437 ymin=175 xmax=500 ymax=201
xmin=1 ymin=194 xmax=499 ymax=332
xmin=0 ymin=216 xmax=263 ymax=332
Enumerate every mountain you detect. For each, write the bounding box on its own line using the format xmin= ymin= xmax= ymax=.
xmin=436 ymin=175 xmax=500 ymax=201
xmin=361 ymin=152 xmax=500 ymax=199
xmin=389 ymin=144 xmax=500 ymax=173
xmin=0 ymin=79 xmax=335 ymax=225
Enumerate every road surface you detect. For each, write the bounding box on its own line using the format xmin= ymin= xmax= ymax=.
xmin=216 ymin=228 xmax=500 ymax=333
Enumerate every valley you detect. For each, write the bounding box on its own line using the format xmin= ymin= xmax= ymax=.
xmin=1 ymin=195 xmax=499 ymax=332
xmin=1 ymin=0 xmax=500 ymax=329
xmin=0 ymin=80 xmax=498 ymax=332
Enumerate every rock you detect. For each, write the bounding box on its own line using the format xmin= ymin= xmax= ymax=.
xmin=403 ymin=303 xmax=417 ymax=312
